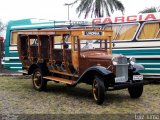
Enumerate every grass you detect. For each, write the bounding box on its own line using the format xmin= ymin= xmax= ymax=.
xmin=0 ymin=76 xmax=159 ymax=116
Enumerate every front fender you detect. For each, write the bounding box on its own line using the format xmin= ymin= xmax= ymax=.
xmin=75 ymin=66 xmax=113 ymax=84
xmin=85 ymin=66 xmax=112 ymax=75
xmin=132 ymin=63 xmax=145 ymax=72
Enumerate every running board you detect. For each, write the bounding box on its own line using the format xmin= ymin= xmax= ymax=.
xmin=50 ymin=70 xmax=78 ymax=77
xmin=43 ymin=76 xmax=76 ymax=85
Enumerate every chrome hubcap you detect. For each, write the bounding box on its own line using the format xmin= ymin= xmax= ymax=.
xmin=33 ymin=72 xmax=41 ymax=87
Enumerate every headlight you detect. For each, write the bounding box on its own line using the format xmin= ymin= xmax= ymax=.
xmin=112 ymin=57 xmax=118 ymax=65
xmin=129 ymin=57 xmax=136 ymax=65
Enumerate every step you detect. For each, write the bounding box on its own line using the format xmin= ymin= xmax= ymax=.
xmin=43 ymin=76 xmax=76 ymax=85
xmin=50 ymin=70 xmax=78 ymax=77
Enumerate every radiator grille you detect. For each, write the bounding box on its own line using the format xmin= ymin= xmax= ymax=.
xmin=116 ymin=57 xmax=128 ymax=81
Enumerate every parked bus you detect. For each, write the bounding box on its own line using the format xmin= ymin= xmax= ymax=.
xmin=3 ymin=19 xmax=87 ymax=71
xmin=92 ymin=12 xmax=160 ymax=79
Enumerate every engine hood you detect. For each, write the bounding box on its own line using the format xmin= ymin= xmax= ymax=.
xmin=80 ymin=51 xmax=125 ymax=60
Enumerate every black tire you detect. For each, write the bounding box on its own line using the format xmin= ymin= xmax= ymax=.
xmin=92 ymin=77 xmax=105 ymax=105
xmin=32 ymin=68 xmax=47 ymax=91
xmin=128 ymin=85 xmax=143 ymax=98
xmin=128 ymin=72 xmax=143 ymax=98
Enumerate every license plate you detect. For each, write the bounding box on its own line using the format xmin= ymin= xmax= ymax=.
xmin=115 ymin=76 xmax=126 ymax=83
xmin=133 ymin=75 xmax=143 ymax=81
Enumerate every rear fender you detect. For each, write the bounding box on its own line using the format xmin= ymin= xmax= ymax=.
xmin=28 ymin=63 xmax=49 ymax=75
xmin=28 ymin=64 xmax=39 ymax=75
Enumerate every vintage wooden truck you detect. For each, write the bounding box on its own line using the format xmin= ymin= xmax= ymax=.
xmin=17 ymin=28 xmax=144 ymax=105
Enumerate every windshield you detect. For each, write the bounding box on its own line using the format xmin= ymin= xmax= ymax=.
xmin=80 ymin=40 xmax=106 ymax=51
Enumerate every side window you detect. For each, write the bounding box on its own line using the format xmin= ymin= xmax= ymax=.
xmin=105 ymin=23 xmax=139 ymax=41
xmin=54 ymin=36 xmax=62 ymax=49
xmin=138 ymin=22 xmax=160 ymax=40
xmin=10 ymin=32 xmax=18 ymax=45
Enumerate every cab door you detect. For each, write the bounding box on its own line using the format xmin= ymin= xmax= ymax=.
xmin=71 ymin=36 xmax=79 ymax=72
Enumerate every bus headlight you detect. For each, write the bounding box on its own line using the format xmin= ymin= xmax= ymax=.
xmin=129 ymin=57 xmax=136 ymax=65
xmin=112 ymin=57 xmax=118 ymax=65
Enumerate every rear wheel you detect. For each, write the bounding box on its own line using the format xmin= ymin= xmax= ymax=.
xmin=128 ymin=85 xmax=143 ymax=98
xmin=92 ymin=77 xmax=105 ymax=105
xmin=32 ymin=68 xmax=47 ymax=91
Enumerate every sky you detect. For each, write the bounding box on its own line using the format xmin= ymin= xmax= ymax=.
xmin=0 ymin=0 xmax=159 ymax=23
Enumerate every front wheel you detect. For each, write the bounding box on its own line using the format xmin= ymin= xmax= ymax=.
xmin=128 ymin=85 xmax=143 ymax=98
xmin=32 ymin=68 xmax=47 ymax=91
xmin=92 ymin=77 xmax=105 ymax=105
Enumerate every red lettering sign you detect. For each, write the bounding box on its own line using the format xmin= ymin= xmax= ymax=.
xmin=92 ymin=13 xmax=160 ymax=24
xmin=145 ymin=14 xmax=156 ymax=21
xmin=92 ymin=18 xmax=101 ymax=24
xmin=139 ymin=15 xmax=143 ymax=21
xmin=115 ymin=17 xmax=124 ymax=23
xmin=127 ymin=15 xmax=137 ymax=22
xmin=102 ymin=18 xmax=112 ymax=23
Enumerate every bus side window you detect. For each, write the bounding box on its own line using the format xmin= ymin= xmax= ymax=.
xmin=105 ymin=23 xmax=139 ymax=41
xmin=138 ymin=22 xmax=160 ymax=40
xmin=11 ymin=32 xmax=18 ymax=45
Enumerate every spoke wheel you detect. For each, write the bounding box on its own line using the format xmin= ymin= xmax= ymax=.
xmin=92 ymin=77 xmax=105 ymax=105
xmin=32 ymin=68 xmax=47 ymax=91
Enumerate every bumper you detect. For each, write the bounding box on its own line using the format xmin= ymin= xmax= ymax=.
xmin=113 ymin=81 xmax=148 ymax=90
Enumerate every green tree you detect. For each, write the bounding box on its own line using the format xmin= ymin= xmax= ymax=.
xmin=139 ymin=7 xmax=159 ymax=13
xmin=65 ymin=0 xmax=124 ymax=18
